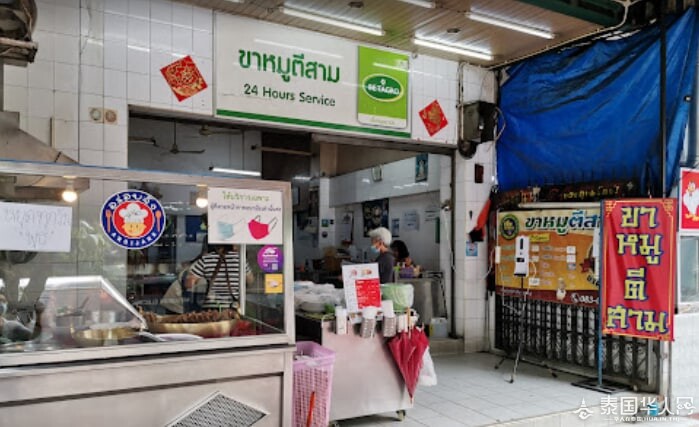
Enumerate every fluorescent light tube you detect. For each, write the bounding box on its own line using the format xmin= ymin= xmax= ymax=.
xmin=280 ymin=6 xmax=385 ymax=36
xmin=466 ymin=11 xmax=555 ymax=39
xmin=397 ymin=0 xmax=435 ymax=8
xmin=413 ymin=38 xmax=493 ymax=61
xmin=210 ymin=167 xmax=261 ymax=177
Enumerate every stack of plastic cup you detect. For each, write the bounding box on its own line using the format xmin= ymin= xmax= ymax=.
xmin=360 ymin=306 xmax=377 ymax=338
xmin=381 ymin=300 xmax=397 ymax=337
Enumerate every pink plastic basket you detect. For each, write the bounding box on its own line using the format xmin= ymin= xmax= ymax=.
xmin=293 ymin=341 xmax=336 ymax=427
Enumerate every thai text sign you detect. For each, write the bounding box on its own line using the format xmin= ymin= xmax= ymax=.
xmin=0 ymin=202 xmax=72 ymax=252
xmin=208 ymin=188 xmax=283 ymax=245
xmin=496 ymin=209 xmax=600 ymax=307
xmin=215 ymin=13 xmax=410 ymax=138
xmin=602 ymin=199 xmax=676 ymax=341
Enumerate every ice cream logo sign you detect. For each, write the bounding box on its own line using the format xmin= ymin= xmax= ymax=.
xmin=100 ymin=190 xmax=166 ymax=249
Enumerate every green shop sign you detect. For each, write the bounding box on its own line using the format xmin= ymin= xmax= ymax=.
xmin=357 ymin=46 xmax=409 ymax=129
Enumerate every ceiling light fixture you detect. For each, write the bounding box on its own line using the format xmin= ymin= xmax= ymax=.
xmin=397 ymin=0 xmax=435 ymax=8
xmin=465 ymin=11 xmax=555 ymax=39
xmin=209 ymin=167 xmax=262 ymax=177
xmin=280 ymin=6 xmax=385 ymax=36
xmin=62 ymin=178 xmax=78 ymax=203
xmin=195 ymin=185 xmax=208 ymax=208
xmin=413 ymin=38 xmax=493 ymax=61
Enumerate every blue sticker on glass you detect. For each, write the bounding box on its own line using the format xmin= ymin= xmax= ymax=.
xmin=101 ymin=190 xmax=166 ymax=249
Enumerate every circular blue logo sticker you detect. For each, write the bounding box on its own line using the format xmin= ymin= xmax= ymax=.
xmin=101 ymin=190 xmax=166 ymax=249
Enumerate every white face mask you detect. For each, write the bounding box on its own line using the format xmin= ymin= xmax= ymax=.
xmin=0 ymin=302 xmax=7 ymax=316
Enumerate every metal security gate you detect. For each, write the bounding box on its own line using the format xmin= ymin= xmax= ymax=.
xmin=495 ymin=295 xmax=659 ymax=392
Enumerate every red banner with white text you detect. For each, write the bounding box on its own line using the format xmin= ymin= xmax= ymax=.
xmin=602 ymin=199 xmax=676 ymax=341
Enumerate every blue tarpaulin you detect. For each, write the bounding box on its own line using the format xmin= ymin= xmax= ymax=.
xmin=497 ymin=9 xmax=699 ymax=194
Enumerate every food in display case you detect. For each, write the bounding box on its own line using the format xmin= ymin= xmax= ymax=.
xmin=35 ymin=275 xmax=147 ymax=348
xmin=143 ymin=309 xmax=239 ymax=338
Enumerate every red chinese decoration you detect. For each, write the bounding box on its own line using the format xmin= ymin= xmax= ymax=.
xmin=160 ymin=55 xmax=208 ymax=102
xmin=680 ymin=168 xmax=699 ymax=233
xmin=418 ymin=100 xmax=448 ymax=136
xmin=602 ymin=199 xmax=676 ymax=341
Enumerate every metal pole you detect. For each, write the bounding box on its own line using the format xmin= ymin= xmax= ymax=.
xmin=597 ymin=201 xmax=604 ymax=387
xmin=658 ymin=5 xmax=671 ymax=410
xmin=660 ymin=5 xmax=667 ymax=197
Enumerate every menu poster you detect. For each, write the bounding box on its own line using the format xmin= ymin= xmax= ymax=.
xmin=342 ymin=263 xmax=382 ymax=314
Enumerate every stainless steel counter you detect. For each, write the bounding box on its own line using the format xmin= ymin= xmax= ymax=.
xmin=0 ymin=345 xmax=295 ymax=427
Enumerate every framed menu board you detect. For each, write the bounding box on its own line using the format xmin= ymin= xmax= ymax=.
xmin=342 ymin=263 xmax=381 ymax=314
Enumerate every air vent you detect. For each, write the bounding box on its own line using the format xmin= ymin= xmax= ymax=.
xmin=167 ymin=392 xmax=267 ymax=427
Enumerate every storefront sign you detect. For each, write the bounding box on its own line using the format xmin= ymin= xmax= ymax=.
xmin=0 ymin=202 xmax=72 ymax=252
xmin=215 ymin=14 xmax=410 ymax=138
xmin=342 ymin=263 xmax=382 ymax=313
xmin=496 ymin=209 xmax=600 ymax=307
xmin=208 ymin=188 xmax=283 ymax=245
xmin=602 ymin=199 xmax=676 ymax=341
xmin=101 ymin=190 xmax=166 ymax=249
xmin=680 ymin=168 xmax=699 ymax=234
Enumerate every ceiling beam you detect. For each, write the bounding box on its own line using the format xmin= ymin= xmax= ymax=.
xmin=516 ymin=0 xmax=624 ymax=26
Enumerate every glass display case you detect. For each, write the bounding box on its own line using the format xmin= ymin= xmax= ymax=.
xmin=0 ymin=160 xmax=294 ymax=426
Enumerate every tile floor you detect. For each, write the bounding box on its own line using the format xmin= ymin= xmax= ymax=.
xmin=332 ymin=352 xmax=699 ymax=427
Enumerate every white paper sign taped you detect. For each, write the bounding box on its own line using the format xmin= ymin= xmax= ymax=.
xmin=0 ymin=202 xmax=72 ymax=252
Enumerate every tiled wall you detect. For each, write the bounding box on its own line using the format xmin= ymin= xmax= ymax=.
xmin=410 ymin=56 xmax=459 ymax=144
xmin=671 ymin=313 xmax=699 ymax=412
xmin=451 ymin=65 xmax=497 ymax=344
xmin=4 ymin=0 xmax=214 ymax=170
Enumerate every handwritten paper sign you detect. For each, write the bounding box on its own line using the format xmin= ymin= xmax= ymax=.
xmin=602 ymin=199 xmax=676 ymax=341
xmin=208 ymin=188 xmax=283 ymax=245
xmin=342 ymin=263 xmax=381 ymax=313
xmin=0 ymin=202 xmax=72 ymax=252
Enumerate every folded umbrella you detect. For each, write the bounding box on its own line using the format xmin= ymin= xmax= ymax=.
xmin=387 ymin=327 xmax=429 ymax=400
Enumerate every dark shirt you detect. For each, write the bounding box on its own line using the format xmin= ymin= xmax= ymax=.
xmin=376 ymin=251 xmax=396 ymax=283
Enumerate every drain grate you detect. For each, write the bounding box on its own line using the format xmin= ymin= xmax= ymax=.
xmin=168 ymin=392 xmax=266 ymax=427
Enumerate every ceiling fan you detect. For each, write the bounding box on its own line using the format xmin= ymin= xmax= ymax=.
xmin=130 ymin=124 xmax=206 ymax=155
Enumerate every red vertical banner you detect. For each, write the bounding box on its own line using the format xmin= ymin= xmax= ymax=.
xmin=602 ymin=199 xmax=676 ymax=340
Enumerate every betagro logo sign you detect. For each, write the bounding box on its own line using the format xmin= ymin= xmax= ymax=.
xmin=357 ymin=46 xmax=409 ymax=129
xmin=362 ymin=74 xmax=404 ymax=102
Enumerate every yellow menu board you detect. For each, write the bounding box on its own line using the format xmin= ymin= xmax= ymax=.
xmin=496 ymin=208 xmax=600 ymax=306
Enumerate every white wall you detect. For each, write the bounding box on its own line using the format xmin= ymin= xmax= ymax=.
xmin=340 ymin=192 xmax=441 ymax=272
xmin=329 ymin=154 xmax=442 ymax=207
xmin=671 ymin=313 xmax=699 ymax=413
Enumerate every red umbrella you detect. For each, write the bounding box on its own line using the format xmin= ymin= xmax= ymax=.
xmin=387 ymin=327 xmax=429 ymax=400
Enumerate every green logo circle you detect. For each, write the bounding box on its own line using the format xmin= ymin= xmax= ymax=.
xmin=362 ymin=74 xmax=403 ymax=102
xmin=499 ymin=214 xmax=519 ymax=240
